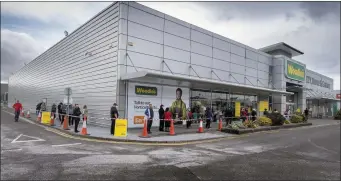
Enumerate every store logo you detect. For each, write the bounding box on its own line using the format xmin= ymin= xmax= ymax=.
xmin=135 ymin=86 xmax=157 ymax=96
xmin=133 ymin=116 xmax=145 ymax=124
xmin=337 ymin=94 xmax=341 ymax=99
xmin=285 ymin=60 xmax=305 ymax=81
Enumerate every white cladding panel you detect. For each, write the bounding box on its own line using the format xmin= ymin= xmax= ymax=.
xmin=119 ymin=2 xmax=273 ymax=89
xmin=8 ymin=2 xmax=120 ymax=119
xmin=305 ymin=69 xmax=334 ymax=93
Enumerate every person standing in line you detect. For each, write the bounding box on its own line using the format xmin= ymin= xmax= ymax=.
xmin=225 ymin=107 xmax=233 ymax=126
xmin=57 ymin=102 xmax=63 ymax=123
xmin=73 ymin=104 xmax=82 ymax=133
xmin=83 ymin=105 xmax=88 ymax=124
xmin=51 ymin=103 xmax=57 ymax=119
xmin=110 ymin=103 xmax=119 ymax=135
xmin=186 ymin=108 xmax=193 ymax=129
xmin=251 ymin=108 xmax=257 ymax=122
xmin=12 ymin=100 xmax=23 ymax=122
xmin=192 ymin=108 xmax=199 ymax=123
xmin=164 ymin=107 xmax=172 ymax=132
xmin=205 ymin=107 xmax=212 ymax=129
xmin=36 ymin=101 xmax=42 ymax=116
xmin=68 ymin=104 xmax=74 ymax=126
xmin=263 ymin=108 xmax=269 ymax=117
xmin=61 ymin=103 xmax=67 ymax=125
xmin=158 ymin=105 xmax=165 ymax=132
xmin=304 ymin=108 xmax=309 ymax=121
xmin=144 ymin=103 xmax=154 ymax=134
xmin=40 ymin=101 xmax=47 ymax=112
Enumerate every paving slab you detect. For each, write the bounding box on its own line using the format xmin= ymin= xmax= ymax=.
xmin=3 ymin=107 xmax=232 ymax=143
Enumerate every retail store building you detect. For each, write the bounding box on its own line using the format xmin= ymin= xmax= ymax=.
xmin=8 ymin=2 xmax=339 ymax=128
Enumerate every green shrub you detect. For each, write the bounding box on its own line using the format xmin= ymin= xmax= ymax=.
xmin=284 ymin=119 xmax=291 ymax=124
xmin=227 ymin=121 xmax=246 ymax=130
xmin=267 ymin=112 xmax=285 ymax=126
xmin=294 ymin=111 xmax=307 ymax=122
xmin=290 ymin=114 xmax=303 ymax=123
xmin=243 ymin=121 xmax=259 ymax=128
xmin=256 ymin=116 xmax=272 ymax=126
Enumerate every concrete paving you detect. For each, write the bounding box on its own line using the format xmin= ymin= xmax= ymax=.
xmin=3 ymin=107 xmax=230 ymax=142
xmin=1 ymin=109 xmax=340 ymax=180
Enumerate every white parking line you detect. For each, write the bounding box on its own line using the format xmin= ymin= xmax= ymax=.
xmin=1 ymin=148 xmax=23 ymax=153
xmin=51 ymin=143 xmax=82 ymax=147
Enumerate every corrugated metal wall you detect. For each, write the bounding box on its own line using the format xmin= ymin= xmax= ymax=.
xmin=8 ymin=2 xmax=119 ymax=120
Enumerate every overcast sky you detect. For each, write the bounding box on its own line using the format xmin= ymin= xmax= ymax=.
xmin=1 ymin=1 xmax=340 ymax=89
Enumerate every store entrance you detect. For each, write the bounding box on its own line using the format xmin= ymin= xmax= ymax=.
xmin=190 ymin=89 xmax=258 ymax=121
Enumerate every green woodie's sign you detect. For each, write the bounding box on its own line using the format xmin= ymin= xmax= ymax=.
xmin=135 ymin=86 xmax=157 ymax=96
xmin=285 ymin=59 xmax=306 ymax=81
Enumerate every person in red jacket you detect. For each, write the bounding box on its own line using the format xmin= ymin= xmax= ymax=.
xmin=164 ymin=107 xmax=172 ymax=132
xmin=12 ymin=100 xmax=23 ymax=122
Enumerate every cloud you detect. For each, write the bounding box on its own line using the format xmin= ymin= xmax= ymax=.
xmin=1 ymin=2 xmax=111 ymax=29
xmin=1 ymin=29 xmax=44 ymax=82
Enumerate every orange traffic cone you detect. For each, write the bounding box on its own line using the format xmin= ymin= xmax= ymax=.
xmin=37 ymin=112 xmax=41 ymax=122
xmin=169 ymin=119 xmax=175 ymax=136
xmin=217 ymin=117 xmax=223 ymax=131
xmin=50 ymin=113 xmax=55 ymax=126
xmin=81 ymin=116 xmax=89 ymax=135
xmin=197 ymin=118 xmax=204 ymax=133
xmin=20 ymin=109 xmax=25 ymax=117
xmin=26 ymin=110 xmax=31 ymax=118
xmin=139 ymin=118 xmax=151 ymax=138
xmin=63 ymin=115 xmax=70 ymax=130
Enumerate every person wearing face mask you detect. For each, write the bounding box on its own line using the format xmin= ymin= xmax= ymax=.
xmin=170 ymin=88 xmax=187 ymax=123
xmin=110 ymin=103 xmax=119 ymax=135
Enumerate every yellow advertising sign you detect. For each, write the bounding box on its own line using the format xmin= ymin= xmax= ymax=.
xmin=114 ymin=119 xmax=128 ymax=137
xmin=41 ymin=112 xmax=51 ymax=125
xmin=235 ymin=102 xmax=240 ymax=117
xmin=259 ymin=101 xmax=269 ymax=112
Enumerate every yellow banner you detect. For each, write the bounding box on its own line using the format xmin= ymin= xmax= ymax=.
xmin=235 ymin=102 xmax=240 ymax=117
xmin=114 ymin=119 xmax=128 ymax=137
xmin=259 ymin=101 xmax=269 ymax=112
xmin=41 ymin=112 xmax=51 ymax=125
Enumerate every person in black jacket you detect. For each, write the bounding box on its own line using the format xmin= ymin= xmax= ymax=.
xmin=110 ymin=103 xmax=119 ymax=135
xmin=224 ymin=107 xmax=233 ymax=126
xmin=36 ymin=102 xmax=42 ymax=116
xmin=251 ymin=109 xmax=257 ymax=122
xmin=57 ymin=102 xmax=63 ymax=123
xmin=51 ymin=103 xmax=57 ymax=119
xmin=158 ymin=105 xmax=165 ymax=131
xmin=73 ymin=104 xmax=82 ymax=133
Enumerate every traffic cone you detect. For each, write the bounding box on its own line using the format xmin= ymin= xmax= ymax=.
xmin=37 ymin=112 xmax=41 ymax=122
xmin=197 ymin=118 xmax=204 ymax=133
xmin=20 ymin=109 xmax=25 ymax=117
xmin=217 ymin=117 xmax=223 ymax=131
xmin=81 ymin=116 xmax=89 ymax=135
xmin=50 ymin=113 xmax=55 ymax=126
xmin=63 ymin=115 xmax=70 ymax=130
xmin=139 ymin=118 xmax=151 ymax=138
xmin=169 ymin=119 xmax=175 ymax=136
xmin=26 ymin=110 xmax=31 ymax=118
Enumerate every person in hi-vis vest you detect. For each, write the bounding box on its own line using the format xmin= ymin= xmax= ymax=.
xmin=170 ymin=88 xmax=187 ymax=121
